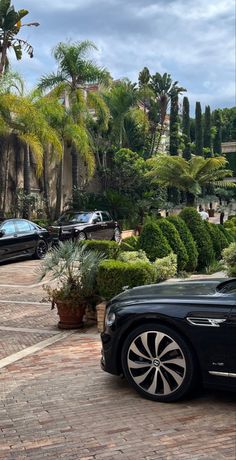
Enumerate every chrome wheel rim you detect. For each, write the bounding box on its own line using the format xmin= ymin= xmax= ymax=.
xmin=38 ymin=241 xmax=47 ymax=258
xmin=114 ymin=229 xmax=121 ymax=242
xmin=78 ymin=233 xmax=86 ymax=241
xmin=127 ymin=331 xmax=186 ymax=396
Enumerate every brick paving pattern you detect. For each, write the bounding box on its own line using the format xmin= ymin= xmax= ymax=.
xmin=0 ymin=259 xmax=235 ymax=459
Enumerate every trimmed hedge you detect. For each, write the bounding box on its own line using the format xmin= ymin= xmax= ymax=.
xmin=97 ymin=259 xmax=156 ymax=299
xmin=156 ymin=219 xmax=188 ymax=271
xmin=222 ymin=243 xmax=236 ymax=276
xmin=153 ymin=253 xmax=177 ymax=281
xmin=139 ymin=221 xmax=171 ymax=261
xmin=167 ymin=215 xmax=198 ymax=272
xmin=117 ymin=250 xmax=149 ymax=263
xmin=204 ymin=221 xmax=228 ymax=260
xmin=82 ymin=240 xmax=120 ymax=259
xmin=179 ymin=207 xmax=215 ymax=270
xmin=218 ymin=224 xmax=235 ymax=244
xmin=121 ymin=236 xmax=140 ymax=250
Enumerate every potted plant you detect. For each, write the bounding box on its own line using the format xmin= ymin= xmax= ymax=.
xmin=40 ymin=240 xmax=105 ymax=329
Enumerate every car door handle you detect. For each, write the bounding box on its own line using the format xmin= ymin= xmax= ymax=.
xmin=101 ymin=223 xmax=107 ymax=227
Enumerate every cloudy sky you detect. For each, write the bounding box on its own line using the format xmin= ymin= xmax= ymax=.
xmin=13 ymin=0 xmax=236 ymax=113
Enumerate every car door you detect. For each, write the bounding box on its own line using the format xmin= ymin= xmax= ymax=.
xmin=89 ymin=212 xmax=104 ymax=240
xmin=14 ymin=220 xmax=37 ymax=255
xmin=0 ymin=220 xmax=18 ymax=260
xmin=100 ymin=212 xmax=115 ymax=240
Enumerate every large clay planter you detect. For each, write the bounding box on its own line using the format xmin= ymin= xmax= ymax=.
xmin=55 ymin=299 xmax=86 ymax=329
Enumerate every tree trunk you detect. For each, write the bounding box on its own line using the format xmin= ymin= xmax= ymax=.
xmin=23 ymin=144 xmax=31 ymax=219
xmin=0 ymin=135 xmax=6 ymax=213
xmin=54 ymin=143 xmax=65 ymax=219
xmin=2 ymin=139 xmax=10 ymax=215
xmin=71 ymin=145 xmax=78 ymax=197
xmin=43 ymin=146 xmax=52 ymax=219
xmin=186 ymin=192 xmax=195 ymax=206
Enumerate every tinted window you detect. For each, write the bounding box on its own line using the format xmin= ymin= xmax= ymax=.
xmin=58 ymin=212 xmax=93 ymax=224
xmin=15 ymin=220 xmax=32 ymax=233
xmin=101 ymin=212 xmax=112 ymax=222
xmin=1 ymin=221 xmax=16 ymax=235
xmin=217 ymin=280 xmax=236 ymax=294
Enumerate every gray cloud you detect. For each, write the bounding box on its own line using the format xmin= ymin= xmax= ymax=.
xmin=13 ymin=0 xmax=236 ymax=112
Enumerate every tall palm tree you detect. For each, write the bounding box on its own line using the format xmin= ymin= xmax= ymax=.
xmin=146 ymin=155 xmax=234 ymax=205
xmin=39 ymin=40 xmax=110 ymax=193
xmin=0 ymin=0 xmax=39 ymax=75
xmin=0 ymin=91 xmax=62 ymax=217
xmin=149 ymin=72 xmax=186 ymax=154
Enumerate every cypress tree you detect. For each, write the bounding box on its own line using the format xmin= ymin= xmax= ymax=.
xmin=213 ymin=110 xmax=222 ymax=155
xmin=169 ymin=93 xmax=179 ymax=156
xmin=195 ymin=101 xmax=203 ymax=156
xmin=182 ymin=96 xmax=191 ymax=160
xmin=203 ymin=105 xmax=212 ymax=157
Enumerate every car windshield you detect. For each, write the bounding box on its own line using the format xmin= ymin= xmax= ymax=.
xmin=216 ymin=279 xmax=236 ymax=294
xmin=58 ymin=212 xmax=93 ymax=224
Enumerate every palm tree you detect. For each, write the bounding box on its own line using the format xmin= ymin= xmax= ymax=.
xmin=38 ymin=40 xmax=110 ymax=193
xmin=0 ymin=0 xmax=39 ymax=75
xmin=149 ymin=72 xmax=186 ymax=154
xmin=0 ymin=91 xmax=62 ymax=217
xmin=147 ymin=155 xmax=235 ymax=205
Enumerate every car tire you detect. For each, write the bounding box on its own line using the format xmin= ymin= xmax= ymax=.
xmin=113 ymin=227 xmax=121 ymax=243
xmin=121 ymin=323 xmax=196 ymax=402
xmin=76 ymin=231 xmax=87 ymax=242
xmin=34 ymin=239 xmax=48 ymax=260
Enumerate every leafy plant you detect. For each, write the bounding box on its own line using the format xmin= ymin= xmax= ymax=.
xmin=82 ymin=240 xmax=120 ymax=259
xmin=139 ymin=220 xmax=171 ymax=261
xmin=222 ymin=243 xmax=236 ymax=277
xmin=40 ymin=240 xmax=105 ymax=307
xmin=167 ymin=215 xmax=198 ymax=272
xmin=153 ymin=253 xmax=177 ymax=281
xmin=117 ymin=250 xmax=149 ymax=264
xmin=156 ymin=219 xmax=188 ymax=271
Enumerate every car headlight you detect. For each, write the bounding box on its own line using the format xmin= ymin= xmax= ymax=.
xmin=105 ymin=306 xmax=116 ymax=327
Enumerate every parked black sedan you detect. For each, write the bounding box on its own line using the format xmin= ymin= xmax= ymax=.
xmin=48 ymin=210 xmax=121 ymax=243
xmin=101 ymin=278 xmax=236 ymax=402
xmin=0 ymin=218 xmax=51 ymax=263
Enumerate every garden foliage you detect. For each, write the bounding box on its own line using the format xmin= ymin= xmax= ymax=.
xmin=204 ymin=221 xmax=228 ymax=260
xmin=156 ymin=219 xmax=188 ymax=271
xmin=167 ymin=215 xmax=198 ymax=272
xmin=153 ymin=253 xmax=177 ymax=282
xmin=139 ymin=220 xmax=171 ymax=261
xmin=222 ymin=243 xmax=236 ymax=277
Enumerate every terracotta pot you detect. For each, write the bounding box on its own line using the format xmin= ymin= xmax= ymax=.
xmin=55 ymin=299 xmax=86 ymax=329
xmin=208 ymin=209 xmax=215 ymax=217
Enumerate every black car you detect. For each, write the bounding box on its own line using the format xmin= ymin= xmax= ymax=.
xmin=48 ymin=210 xmax=121 ymax=243
xmin=0 ymin=218 xmax=51 ymax=262
xmin=101 ymin=278 xmax=236 ymax=402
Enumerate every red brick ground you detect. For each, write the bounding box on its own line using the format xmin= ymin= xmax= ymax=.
xmin=0 ymin=260 xmax=235 ymax=459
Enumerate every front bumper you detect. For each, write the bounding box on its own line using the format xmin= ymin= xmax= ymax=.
xmin=100 ymin=331 xmax=120 ymax=376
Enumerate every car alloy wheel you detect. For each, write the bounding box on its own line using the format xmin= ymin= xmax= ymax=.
xmin=114 ymin=228 xmax=121 ymax=243
xmin=77 ymin=231 xmax=86 ymax=241
xmin=122 ymin=324 xmax=195 ymax=402
xmin=35 ymin=240 xmax=48 ymax=259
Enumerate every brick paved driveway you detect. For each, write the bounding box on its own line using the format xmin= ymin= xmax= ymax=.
xmin=0 ymin=260 xmax=235 ymax=460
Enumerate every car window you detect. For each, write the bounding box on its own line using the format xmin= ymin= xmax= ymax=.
xmin=92 ymin=212 xmax=102 ymax=222
xmin=15 ymin=220 xmax=32 ymax=233
xmin=1 ymin=221 xmax=16 ymax=235
xmin=58 ymin=212 xmax=93 ymax=224
xmin=216 ymin=280 xmax=236 ymax=294
xmin=101 ymin=212 xmax=112 ymax=222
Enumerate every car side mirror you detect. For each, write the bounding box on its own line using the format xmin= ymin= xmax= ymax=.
xmin=0 ymin=229 xmax=6 ymax=237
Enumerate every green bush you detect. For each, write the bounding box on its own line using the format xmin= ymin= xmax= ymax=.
xmin=97 ymin=259 xmax=156 ymax=299
xmin=139 ymin=221 xmax=171 ymax=261
xmin=122 ymin=236 xmax=140 ymax=250
xmin=179 ymin=207 xmax=215 ymax=270
xmin=219 ymin=224 xmax=235 ymax=244
xmin=117 ymin=250 xmax=149 ymax=264
xmin=167 ymin=215 xmax=198 ymax=272
xmin=204 ymin=222 xmax=229 ymax=260
xmin=32 ymin=218 xmax=49 ymax=228
xmin=153 ymin=253 xmax=177 ymax=282
xmin=156 ymin=219 xmax=188 ymax=271
xmin=222 ymin=243 xmax=236 ymax=276
xmin=83 ymin=240 xmax=120 ymax=259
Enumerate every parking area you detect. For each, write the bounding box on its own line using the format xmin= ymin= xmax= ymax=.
xmin=0 ymin=260 xmax=235 ymax=460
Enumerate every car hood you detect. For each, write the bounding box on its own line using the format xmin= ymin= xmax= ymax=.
xmin=110 ymin=278 xmax=225 ymax=304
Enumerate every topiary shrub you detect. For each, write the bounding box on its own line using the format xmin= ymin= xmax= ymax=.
xmin=97 ymin=259 xmax=156 ymax=299
xmin=204 ymin=221 xmax=229 ymax=260
xmin=156 ymin=219 xmax=188 ymax=271
xmin=167 ymin=215 xmax=198 ymax=272
xmin=153 ymin=253 xmax=177 ymax=282
xmin=222 ymin=243 xmax=236 ymax=276
xmin=179 ymin=207 xmax=215 ymax=270
xmin=139 ymin=221 xmax=171 ymax=261
xmin=82 ymin=240 xmax=120 ymax=259
xmin=121 ymin=236 xmax=140 ymax=250
xmin=117 ymin=250 xmax=149 ymax=264
xmin=218 ymin=224 xmax=235 ymax=244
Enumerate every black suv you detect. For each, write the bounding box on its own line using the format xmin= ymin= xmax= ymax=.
xmin=48 ymin=210 xmax=121 ymax=243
